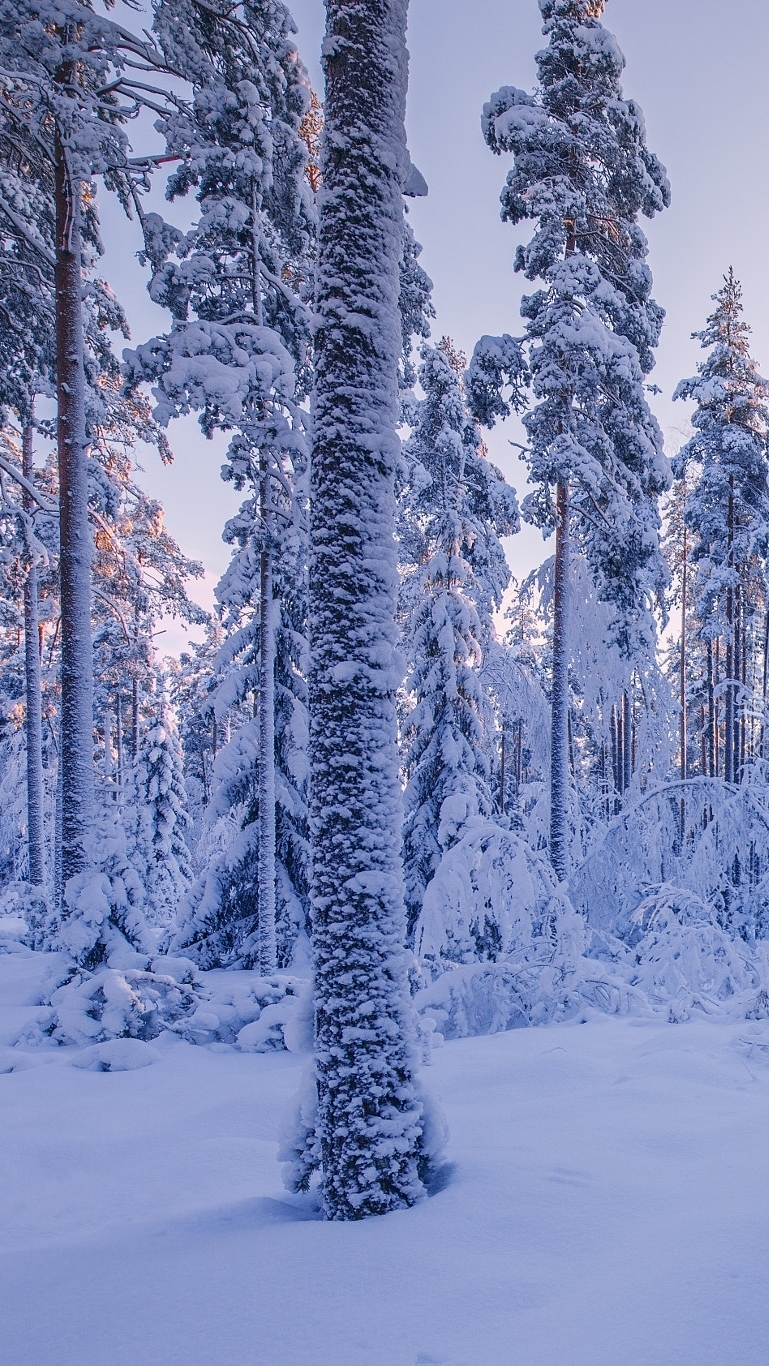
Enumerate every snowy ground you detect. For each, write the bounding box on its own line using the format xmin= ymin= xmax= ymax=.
xmin=3 ymin=950 xmax=769 ymax=1365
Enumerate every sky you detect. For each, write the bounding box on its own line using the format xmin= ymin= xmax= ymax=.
xmin=103 ymin=0 xmax=769 ymax=652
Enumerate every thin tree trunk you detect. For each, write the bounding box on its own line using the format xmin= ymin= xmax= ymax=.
xmin=623 ymin=689 xmax=632 ymax=795
xmin=103 ymin=710 xmax=113 ymax=793
xmin=257 ymin=463 xmax=277 ymax=975
xmin=714 ymin=637 xmax=721 ymax=778
xmin=706 ymin=639 xmax=716 ymax=777
xmin=679 ymin=528 xmax=687 ymax=845
xmin=131 ymin=675 xmax=139 ymax=763
xmin=516 ymin=717 xmax=523 ymax=787
xmin=740 ymin=595 xmax=747 ymax=775
xmin=499 ymin=725 xmax=506 ymax=815
xmin=725 ymin=487 xmax=735 ymax=784
xmin=309 ymin=0 xmax=424 ymax=1220
xmin=55 ymin=118 xmax=94 ymax=887
xmin=22 ymin=420 xmax=45 ymax=886
xmin=115 ymin=697 xmax=123 ymax=801
xmin=550 ymin=479 xmax=570 ymax=879
xmin=610 ymin=703 xmax=619 ymax=799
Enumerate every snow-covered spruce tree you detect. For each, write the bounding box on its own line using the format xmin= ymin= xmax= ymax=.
xmin=127 ymin=0 xmax=313 ymax=976
xmin=301 ymin=0 xmax=430 ymax=1221
xmin=133 ymin=687 xmax=192 ymax=927
xmin=473 ymin=0 xmax=670 ymax=880
xmin=399 ymin=342 xmax=519 ymax=935
xmin=673 ymin=271 xmax=769 ymax=787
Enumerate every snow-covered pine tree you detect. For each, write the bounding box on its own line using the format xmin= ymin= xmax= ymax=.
xmin=0 ymin=1 xmax=205 ymax=921
xmin=133 ymin=686 xmax=192 ymax=926
xmin=473 ymin=0 xmax=671 ymax=879
xmin=399 ymin=341 xmax=519 ymax=934
xmin=304 ymin=0 xmax=429 ymax=1220
xmin=673 ymin=270 xmax=769 ymax=786
xmin=127 ymin=0 xmax=313 ymax=976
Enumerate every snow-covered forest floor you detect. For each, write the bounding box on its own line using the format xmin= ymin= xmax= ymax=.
xmin=3 ymin=935 xmax=769 ymax=1365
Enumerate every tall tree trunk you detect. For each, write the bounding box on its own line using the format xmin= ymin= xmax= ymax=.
xmin=610 ymin=703 xmax=619 ymax=799
xmin=706 ymin=639 xmax=716 ymax=777
xmin=762 ymin=610 xmax=769 ymax=760
xmin=257 ymin=465 xmax=277 ymax=974
xmin=499 ymin=724 xmax=506 ymax=815
xmin=309 ymin=0 xmax=424 ymax=1219
xmin=679 ymin=526 xmax=687 ymax=846
xmin=622 ymin=688 xmax=632 ymax=796
xmin=55 ymin=123 xmax=94 ymax=887
xmin=115 ymin=695 xmax=123 ymax=800
xmin=131 ymin=674 xmax=139 ymax=762
xmin=724 ymin=487 xmax=735 ymax=784
xmin=22 ymin=421 xmax=45 ymax=886
xmin=550 ymin=479 xmax=570 ymax=879
xmin=516 ymin=716 xmax=523 ymax=787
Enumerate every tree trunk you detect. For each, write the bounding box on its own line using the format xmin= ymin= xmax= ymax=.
xmin=115 ymin=696 xmax=123 ymax=800
xmin=762 ymin=610 xmax=769 ymax=760
xmin=499 ymin=725 xmax=506 ymax=815
xmin=679 ymin=527 xmax=687 ymax=846
xmin=706 ymin=639 xmax=716 ymax=777
xmin=309 ymin=0 xmax=424 ymax=1220
xmin=610 ymin=703 xmax=619 ymax=799
xmin=55 ymin=123 xmax=94 ymax=888
xmin=550 ymin=479 xmax=570 ymax=879
xmin=22 ymin=421 xmax=45 ymax=886
xmin=131 ymin=675 xmax=139 ymax=763
xmin=622 ymin=688 xmax=632 ymax=796
xmin=724 ymin=487 xmax=735 ymax=784
xmin=257 ymin=465 xmax=277 ymax=975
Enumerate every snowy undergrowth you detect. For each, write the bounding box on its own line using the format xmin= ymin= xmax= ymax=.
xmin=0 ymin=915 xmax=310 ymax=1059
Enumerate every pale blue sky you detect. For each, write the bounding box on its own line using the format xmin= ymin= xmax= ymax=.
xmin=105 ymin=0 xmax=769 ymax=649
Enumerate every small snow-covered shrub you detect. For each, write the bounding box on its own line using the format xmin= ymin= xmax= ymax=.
xmin=414 ymin=817 xmax=558 ymax=974
xmin=629 ymin=884 xmax=763 ymax=1020
xmin=0 ymin=881 xmax=50 ymax=950
xmin=42 ymin=953 xmax=310 ymax=1051
xmin=44 ymin=809 xmax=149 ymax=969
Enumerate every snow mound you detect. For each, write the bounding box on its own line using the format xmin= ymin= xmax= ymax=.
xmin=71 ymin=1039 xmax=161 ymax=1071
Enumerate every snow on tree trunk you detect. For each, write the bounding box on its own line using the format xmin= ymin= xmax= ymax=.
xmin=309 ymin=0 xmax=425 ymax=1220
xmin=258 ymin=468 xmax=277 ymax=976
xmin=550 ymin=479 xmax=570 ymax=881
xmin=55 ymin=124 xmax=94 ymax=887
xmin=22 ymin=421 xmax=45 ymax=887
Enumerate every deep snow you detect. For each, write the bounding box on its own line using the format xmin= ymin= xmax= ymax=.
xmin=2 ymin=946 xmax=769 ymax=1365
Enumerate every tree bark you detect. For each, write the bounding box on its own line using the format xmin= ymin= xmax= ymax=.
xmin=309 ymin=0 xmax=424 ymax=1219
xmin=550 ymin=478 xmax=570 ymax=879
xmin=257 ymin=464 xmax=277 ymax=974
xmin=22 ymin=421 xmax=45 ymax=886
xmin=679 ymin=525 xmax=687 ymax=845
xmin=131 ymin=675 xmax=139 ymax=763
xmin=55 ymin=121 xmax=94 ymax=887
xmin=623 ymin=688 xmax=632 ymax=796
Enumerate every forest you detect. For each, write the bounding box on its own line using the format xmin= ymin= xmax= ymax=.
xmin=2 ymin=1 xmax=769 ymax=1362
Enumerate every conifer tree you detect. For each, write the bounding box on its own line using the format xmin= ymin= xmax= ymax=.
xmin=305 ymin=0 xmax=427 ymax=1220
xmin=399 ymin=342 xmax=519 ymax=932
xmin=0 ymin=2 xmax=197 ymax=901
xmin=674 ymin=270 xmax=769 ymax=786
xmin=128 ymin=0 xmax=313 ymax=975
xmin=472 ymin=0 xmax=670 ymax=879
xmin=133 ymin=690 xmax=192 ymax=926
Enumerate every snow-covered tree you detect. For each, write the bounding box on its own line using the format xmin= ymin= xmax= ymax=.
xmin=127 ymin=0 xmax=313 ymax=976
xmin=300 ymin=0 xmax=430 ymax=1220
xmin=399 ymin=341 xmax=519 ymax=932
xmin=133 ymin=691 xmax=192 ymax=926
xmin=673 ymin=270 xmax=769 ymax=786
xmin=473 ymin=0 xmax=671 ymax=879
